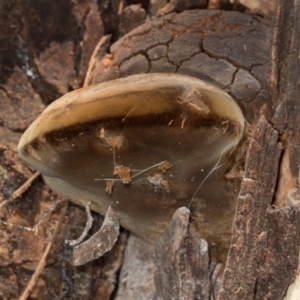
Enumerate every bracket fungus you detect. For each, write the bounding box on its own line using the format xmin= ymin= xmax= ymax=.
xmin=18 ymin=73 xmax=246 ymax=263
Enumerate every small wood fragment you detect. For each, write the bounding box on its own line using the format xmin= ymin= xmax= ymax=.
xmin=118 ymin=4 xmax=146 ymax=38
xmin=210 ymin=263 xmax=223 ymax=299
xmin=84 ymin=35 xmax=112 ymax=87
xmin=1 ymin=171 xmax=40 ymax=207
xmin=33 ymin=198 xmax=69 ymax=232
xmin=114 ymin=235 xmax=155 ymax=299
xmin=154 ymin=207 xmax=210 ymax=300
xmin=65 ymin=202 xmax=94 ymax=247
xmin=73 ymin=206 xmax=120 ymax=266
xmin=19 ymin=205 xmax=67 ymax=300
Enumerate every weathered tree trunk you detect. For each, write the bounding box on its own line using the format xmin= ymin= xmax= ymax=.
xmin=0 ymin=1 xmax=299 ymax=299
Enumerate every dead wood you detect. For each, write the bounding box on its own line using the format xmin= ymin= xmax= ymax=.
xmin=1 ymin=1 xmax=300 ymax=299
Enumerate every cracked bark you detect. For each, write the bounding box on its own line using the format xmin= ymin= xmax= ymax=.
xmin=86 ymin=9 xmax=273 ymax=123
xmin=1 ymin=1 xmax=299 ymax=300
xmin=218 ymin=116 xmax=283 ymax=299
xmin=219 ymin=1 xmax=300 ymax=299
xmin=0 ymin=1 xmax=124 ymax=299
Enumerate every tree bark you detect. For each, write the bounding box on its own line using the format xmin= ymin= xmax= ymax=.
xmin=1 ymin=1 xmax=300 ymax=300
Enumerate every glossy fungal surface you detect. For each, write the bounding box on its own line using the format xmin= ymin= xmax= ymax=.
xmin=18 ymin=73 xmax=245 ymax=260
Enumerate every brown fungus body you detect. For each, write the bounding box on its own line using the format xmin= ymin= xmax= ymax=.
xmin=18 ymin=73 xmax=245 ymax=262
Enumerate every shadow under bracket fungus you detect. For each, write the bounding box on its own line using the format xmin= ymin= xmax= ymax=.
xmin=18 ymin=73 xmax=246 ymax=263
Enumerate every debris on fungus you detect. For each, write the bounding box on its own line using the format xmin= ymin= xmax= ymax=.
xmin=158 ymin=161 xmax=172 ymax=173
xmin=113 ymin=165 xmax=131 ymax=184
xmin=105 ymin=180 xmax=114 ymax=195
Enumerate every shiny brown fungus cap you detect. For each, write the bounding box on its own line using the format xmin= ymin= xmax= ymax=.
xmin=18 ymin=73 xmax=245 ymax=262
